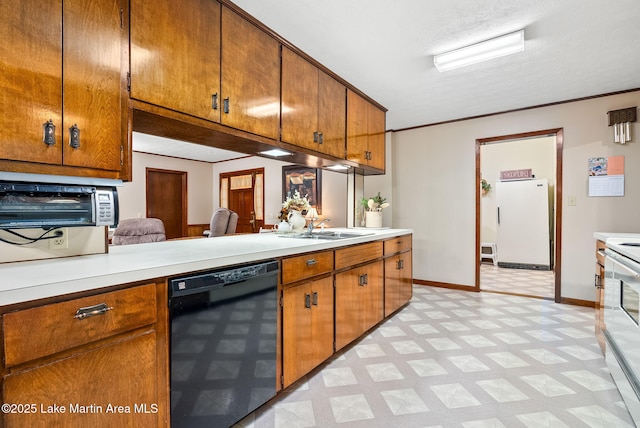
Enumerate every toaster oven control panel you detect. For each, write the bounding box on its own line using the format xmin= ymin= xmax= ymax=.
xmin=95 ymin=189 xmax=117 ymax=226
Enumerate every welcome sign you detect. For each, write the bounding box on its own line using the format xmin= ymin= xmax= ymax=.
xmin=500 ymin=168 xmax=532 ymax=181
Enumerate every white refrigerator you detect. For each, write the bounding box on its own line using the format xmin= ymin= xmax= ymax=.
xmin=495 ymin=178 xmax=551 ymax=270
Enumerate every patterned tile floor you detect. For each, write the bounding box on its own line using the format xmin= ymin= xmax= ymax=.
xmin=480 ymin=264 xmax=555 ymax=299
xmin=235 ymin=285 xmax=634 ymax=428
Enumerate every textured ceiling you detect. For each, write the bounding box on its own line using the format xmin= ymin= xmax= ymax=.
xmin=135 ymin=0 xmax=640 ymax=160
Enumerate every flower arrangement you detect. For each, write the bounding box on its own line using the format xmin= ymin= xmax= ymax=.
xmin=278 ymin=190 xmax=311 ymax=221
xmin=360 ymin=192 xmax=390 ymax=212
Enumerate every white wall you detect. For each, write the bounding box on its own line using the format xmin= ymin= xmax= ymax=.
xmin=213 ymin=156 xmax=349 ymax=227
xmin=481 ymin=136 xmax=556 ymax=243
xmin=118 ymin=152 xmax=213 ymax=224
xmin=390 ymin=90 xmax=640 ymax=301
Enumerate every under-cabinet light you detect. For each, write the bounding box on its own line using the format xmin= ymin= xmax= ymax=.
xmin=259 ymin=149 xmax=291 ymax=157
xmin=434 ymin=29 xmax=525 ymax=72
xmin=327 ymin=164 xmax=351 ymax=171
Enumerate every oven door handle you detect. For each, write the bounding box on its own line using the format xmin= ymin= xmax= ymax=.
xmin=610 ymin=255 xmax=640 ymax=279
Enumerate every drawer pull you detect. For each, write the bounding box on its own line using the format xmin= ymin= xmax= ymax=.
xmin=306 ymin=259 xmax=317 ymax=266
xmin=74 ymin=303 xmax=113 ymax=320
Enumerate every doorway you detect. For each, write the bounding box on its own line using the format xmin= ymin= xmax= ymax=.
xmin=146 ymin=168 xmax=187 ymax=239
xmin=475 ymin=129 xmax=563 ymax=302
xmin=220 ymin=168 xmax=264 ymax=233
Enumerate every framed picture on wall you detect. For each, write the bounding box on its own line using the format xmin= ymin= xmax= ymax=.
xmin=282 ymin=165 xmax=322 ymax=214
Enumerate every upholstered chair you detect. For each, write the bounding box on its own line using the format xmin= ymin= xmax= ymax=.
xmin=112 ymin=218 xmax=166 ymax=245
xmin=208 ymin=208 xmax=239 ymax=237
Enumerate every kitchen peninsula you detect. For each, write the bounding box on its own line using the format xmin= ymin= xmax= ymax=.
xmin=0 ymin=228 xmax=412 ymax=427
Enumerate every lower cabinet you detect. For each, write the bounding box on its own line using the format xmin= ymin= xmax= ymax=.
xmin=3 ymin=332 xmax=159 ymax=427
xmin=282 ymin=276 xmax=334 ymax=388
xmin=385 ymin=250 xmax=413 ymax=317
xmin=595 ymin=239 xmax=607 ymax=354
xmin=335 ymin=260 xmax=384 ymax=350
xmin=1 ymin=283 xmax=167 ymax=427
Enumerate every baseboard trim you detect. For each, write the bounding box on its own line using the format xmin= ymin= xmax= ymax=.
xmin=560 ymin=297 xmax=595 ymax=308
xmin=414 ymin=279 xmax=595 ymax=308
xmin=414 ymin=279 xmax=477 ymax=292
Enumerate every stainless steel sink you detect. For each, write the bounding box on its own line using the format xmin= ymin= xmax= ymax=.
xmin=279 ymin=231 xmax=373 ymax=240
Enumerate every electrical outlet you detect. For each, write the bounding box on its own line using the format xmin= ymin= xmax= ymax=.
xmin=49 ymin=228 xmax=68 ymax=249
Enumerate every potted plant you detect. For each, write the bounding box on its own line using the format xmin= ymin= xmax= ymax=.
xmin=481 ymin=179 xmax=491 ymax=195
xmin=360 ymin=192 xmax=390 ymax=228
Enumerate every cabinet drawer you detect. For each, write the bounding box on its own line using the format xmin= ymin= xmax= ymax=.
xmin=335 ymin=241 xmax=383 ymax=270
xmin=384 ymin=234 xmax=412 ymax=255
xmin=3 ymin=283 xmax=157 ymax=367
xmin=282 ymin=250 xmax=334 ymax=284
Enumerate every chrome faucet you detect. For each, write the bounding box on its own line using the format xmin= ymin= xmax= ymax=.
xmin=307 ymin=218 xmax=330 ymax=234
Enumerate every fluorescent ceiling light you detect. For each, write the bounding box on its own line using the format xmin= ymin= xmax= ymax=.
xmin=434 ymin=29 xmax=524 ymax=72
xmin=327 ymin=164 xmax=351 ymax=171
xmin=259 ymin=148 xmax=291 ymax=157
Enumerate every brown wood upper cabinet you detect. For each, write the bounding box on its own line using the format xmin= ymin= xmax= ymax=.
xmin=221 ymin=6 xmax=281 ymax=140
xmin=281 ymin=48 xmax=346 ymax=159
xmin=0 ymin=0 xmax=128 ymax=178
xmin=130 ymin=0 xmax=222 ymax=123
xmin=347 ymin=89 xmax=386 ymax=171
xmin=130 ymin=1 xmax=280 ymax=140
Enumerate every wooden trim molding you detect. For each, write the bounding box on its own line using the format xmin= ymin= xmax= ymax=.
xmin=560 ymin=297 xmax=595 ymax=308
xmin=476 ymin=128 xmax=563 ymax=303
xmin=414 ymin=279 xmax=477 ymax=292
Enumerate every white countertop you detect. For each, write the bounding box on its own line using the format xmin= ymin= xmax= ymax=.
xmin=593 ymin=232 xmax=640 ymax=242
xmin=0 ymin=228 xmax=412 ymax=307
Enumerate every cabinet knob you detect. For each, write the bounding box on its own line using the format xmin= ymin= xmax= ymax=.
xmin=304 ymin=293 xmax=311 ymax=308
xmin=313 ymin=131 xmax=319 ymax=143
xmin=223 ymin=97 xmax=230 ymax=114
xmin=69 ymin=124 xmax=80 ymax=149
xmin=306 ymin=259 xmax=317 ymax=266
xmin=312 ymin=291 xmax=318 ymax=306
xmin=318 ymin=132 xmax=324 ymax=145
xmin=212 ymin=93 xmax=218 ymax=110
xmin=42 ymin=119 xmax=56 ymax=146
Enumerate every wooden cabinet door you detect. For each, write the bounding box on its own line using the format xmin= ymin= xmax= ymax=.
xmin=3 ymin=331 xmax=159 ymax=428
xmin=308 ymin=276 xmax=334 ymax=370
xmin=367 ymin=102 xmax=386 ymax=170
xmin=0 ymin=0 xmax=125 ymax=173
xmin=385 ymin=256 xmax=401 ymax=317
xmin=347 ymin=89 xmax=385 ymax=171
xmin=282 ymin=276 xmax=333 ymax=387
xmin=335 ymin=267 xmax=363 ymax=350
xmin=281 ymin=47 xmax=318 ymax=151
xmin=130 ymin=0 xmax=221 ymax=123
xmin=361 ymin=261 xmax=384 ymax=331
xmin=336 ymin=262 xmax=383 ymax=350
xmin=595 ymin=260 xmax=606 ymax=353
xmin=317 ymin=71 xmax=346 ymax=159
xmin=0 ymin=0 xmax=63 ymax=165
xmin=221 ymin=6 xmax=280 ymax=139
xmin=398 ymin=251 xmax=413 ymax=308
xmin=62 ymin=0 xmax=126 ymax=171
xmin=346 ymin=89 xmax=368 ymax=165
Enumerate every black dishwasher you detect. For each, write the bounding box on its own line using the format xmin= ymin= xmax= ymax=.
xmin=169 ymin=260 xmax=279 ymax=428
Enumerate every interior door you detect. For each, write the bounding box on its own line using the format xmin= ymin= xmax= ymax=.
xmin=146 ymin=168 xmax=187 ymax=239
xmin=220 ymin=168 xmax=264 ymax=233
